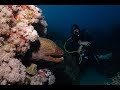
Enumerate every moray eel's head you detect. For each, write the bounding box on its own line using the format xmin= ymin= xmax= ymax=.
xmin=32 ymin=37 xmax=64 ymax=63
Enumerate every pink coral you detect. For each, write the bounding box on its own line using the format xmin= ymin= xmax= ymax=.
xmin=30 ymin=68 xmax=55 ymax=85
xmin=0 ymin=5 xmax=53 ymax=85
xmin=0 ymin=49 xmax=26 ymax=85
xmin=0 ymin=5 xmax=44 ymax=53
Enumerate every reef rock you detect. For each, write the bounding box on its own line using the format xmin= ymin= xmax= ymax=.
xmin=26 ymin=63 xmax=37 ymax=76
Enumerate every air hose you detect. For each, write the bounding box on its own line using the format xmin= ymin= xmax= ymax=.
xmin=63 ymin=37 xmax=78 ymax=54
xmin=63 ymin=37 xmax=83 ymax=65
xmin=63 ymin=37 xmax=99 ymax=65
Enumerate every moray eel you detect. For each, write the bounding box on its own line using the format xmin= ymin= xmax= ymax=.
xmin=32 ymin=37 xmax=64 ymax=63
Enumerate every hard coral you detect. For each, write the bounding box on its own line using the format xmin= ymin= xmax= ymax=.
xmin=106 ymin=72 xmax=120 ymax=85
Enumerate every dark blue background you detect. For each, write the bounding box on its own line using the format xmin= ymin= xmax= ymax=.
xmin=38 ymin=5 xmax=118 ymax=52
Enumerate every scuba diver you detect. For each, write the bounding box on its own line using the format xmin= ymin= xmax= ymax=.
xmin=64 ymin=24 xmax=99 ymax=66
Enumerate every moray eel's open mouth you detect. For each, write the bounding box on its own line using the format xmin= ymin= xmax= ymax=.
xmin=45 ymin=51 xmax=64 ymax=63
xmin=46 ymin=53 xmax=64 ymax=59
xmin=45 ymin=46 xmax=64 ymax=62
xmin=46 ymin=54 xmax=64 ymax=63
xmin=50 ymin=55 xmax=64 ymax=58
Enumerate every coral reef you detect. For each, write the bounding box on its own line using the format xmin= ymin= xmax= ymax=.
xmin=106 ymin=72 xmax=120 ymax=85
xmin=25 ymin=68 xmax=55 ymax=85
xmin=0 ymin=5 xmax=57 ymax=85
xmin=63 ymin=55 xmax=81 ymax=85
xmin=0 ymin=50 xmax=26 ymax=85
xmin=30 ymin=68 xmax=55 ymax=85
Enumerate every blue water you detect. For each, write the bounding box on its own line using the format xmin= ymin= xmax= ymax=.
xmin=39 ymin=5 xmax=119 ymax=38
xmin=38 ymin=5 xmax=114 ymax=51
xmin=80 ymin=67 xmax=109 ymax=85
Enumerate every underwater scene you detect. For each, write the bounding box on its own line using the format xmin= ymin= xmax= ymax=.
xmin=0 ymin=5 xmax=117 ymax=85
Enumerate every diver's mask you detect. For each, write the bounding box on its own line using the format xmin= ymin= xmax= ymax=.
xmin=73 ymin=29 xmax=80 ymax=37
xmin=71 ymin=24 xmax=80 ymax=37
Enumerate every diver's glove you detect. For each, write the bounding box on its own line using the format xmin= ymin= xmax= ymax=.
xmin=77 ymin=40 xmax=90 ymax=64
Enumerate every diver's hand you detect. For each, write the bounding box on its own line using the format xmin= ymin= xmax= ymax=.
xmin=78 ymin=40 xmax=91 ymax=47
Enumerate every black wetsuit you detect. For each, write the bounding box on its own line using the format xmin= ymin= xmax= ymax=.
xmin=66 ymin=30 xmax=96 ymax=71
xmin=66 ymin=30 xmax=92 ymax=53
